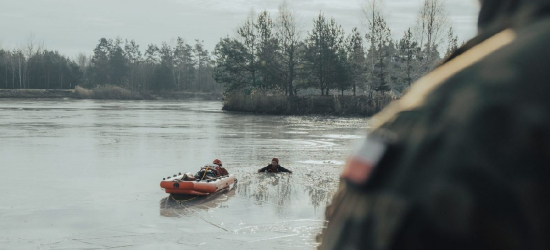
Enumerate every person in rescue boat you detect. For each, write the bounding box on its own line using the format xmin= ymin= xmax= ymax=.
xmin=183 ymin=159 xmax=229 ymax=181
xmin=258 ymin=158 xmax=292 ymax=173
xmin=212 ymin=159 xmax=229 ymax=176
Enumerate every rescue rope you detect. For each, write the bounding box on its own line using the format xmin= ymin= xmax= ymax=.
xmin=200 ymin=166 xmax=210 ymax=181
xmin=169 ymin=195 xmax=230 ymax=233
xmin=175 ymin=195 xmax=198 ymax=202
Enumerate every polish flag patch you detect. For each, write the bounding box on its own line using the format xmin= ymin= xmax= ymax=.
xmin=341 ymin=136 xmax=388 ymax=184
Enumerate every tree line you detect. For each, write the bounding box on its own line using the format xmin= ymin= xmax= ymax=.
xmin=0 ymin=38 xmax=221 ymax=93
xmin=0 ymin=40 xmax=81 ymax=89
xmin=1 ymin=0 xmax=458 ymax=97
xmin=84 ymin=37 xmax=219 ymax=92
xmin=214 ymin=0 xmax=460 ymax=96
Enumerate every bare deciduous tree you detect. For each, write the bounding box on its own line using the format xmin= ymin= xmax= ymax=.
xmin=362 ymin=0 xmax=384 ymax=33
xmin=416 ymin=0 xmax=449 ymax=52
xmin=276 ymin=0 xmax=301 ymax=96
xmin=237 ymin=9 xmax=258 ymax=88
xmin=414 ymin=0 xmax=450 ymax=74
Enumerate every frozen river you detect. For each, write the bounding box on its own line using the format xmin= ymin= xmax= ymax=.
xmin=0 ymin=99 xmax=369 ymax=249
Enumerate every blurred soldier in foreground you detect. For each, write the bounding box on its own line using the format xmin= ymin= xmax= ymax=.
xmin=319 ymin=0 xmax=550 ymax=249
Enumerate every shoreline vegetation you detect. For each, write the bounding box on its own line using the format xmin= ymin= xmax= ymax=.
xmin=0 ymin=0 xmax=457 ymax=116
xmin=223 ymin=92 xmax=396 ymax=116
xmin=0 ymin=86 xmax=396 ymax=116
xmin=0 ymin=86 xmax=222 ymax=100
xmin=210 ymin=1 xmax=457 ymax=116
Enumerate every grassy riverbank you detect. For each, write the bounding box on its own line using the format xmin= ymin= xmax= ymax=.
xmin=0 ymin=86 xmax=222 ymax=100
xmin=223 ymin=92 xmax=397 ymax=116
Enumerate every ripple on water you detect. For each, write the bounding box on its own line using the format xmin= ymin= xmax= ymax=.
xmin=320 ymin=134 xmax=364 ymax=139
xmin=298 ymin=160 xmax=345 ymax=165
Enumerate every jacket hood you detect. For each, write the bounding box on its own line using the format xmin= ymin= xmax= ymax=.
xmin=443 ymin=0 xmax=550 ymax=63
xmin=478 ymin=0 xmax=550 ymax=32
xmin=478 ymin=0 xmax=520 ymax=32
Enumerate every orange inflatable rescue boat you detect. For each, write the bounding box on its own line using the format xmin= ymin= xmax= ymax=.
xmin=160 ymin=173 xmax=237 ymax=196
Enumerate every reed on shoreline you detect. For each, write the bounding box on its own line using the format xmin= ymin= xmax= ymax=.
xmin=74 ymin=85 xmax=145 ymax=100
xmin=0 ymin=86 xmax=222 ymax=101
xmin=223 ymin=92 xmax=397 ymax=116
xmin=0 ymin=89 xmax=75 ymax=99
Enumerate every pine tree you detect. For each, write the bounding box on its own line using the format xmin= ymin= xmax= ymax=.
xmin=395 ymin=28 xmax=422 ymax=92
xmin=143 ymin=44 xmax=159 ymax=90
xmin=305 ymin=13 xmax=345 ymax=96
xmin=445 ymin=27 xmax=459 ymax=59
xmin=335 ymin=48 xmax=352 ymax=96
xmin=256 ymin=11 xmax=282 ymax=92
xmin=194 ymin=40 xmax=210 ymax=91
xmin=91 ymin=38 xmax=111 ymax=85
xmin=124 ymin=39 xmax=141 ymax=90
xmin=213 ymin=37 xmax=249 ymax=93
xmin=347 ymin=27 xmax=366 ymax=96
xmin=237 ymin=10 xmax=258 ymax=91
xmin=154 ymin=42 xmax=175 ymax=90
xmin=107 ymin=38 xmax=128 ymax=86
xmin=366 ymin=15 xmax=392 ymax=93
xmin=174 ymin=38 xmax=196 ymax=90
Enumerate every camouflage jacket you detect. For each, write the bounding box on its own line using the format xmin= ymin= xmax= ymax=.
xmin=319 ymin=6 xmax=550 ymax=250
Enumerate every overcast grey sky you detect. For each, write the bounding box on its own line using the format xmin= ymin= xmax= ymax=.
xmin=0 ymin=0 xmax=479 ymax=58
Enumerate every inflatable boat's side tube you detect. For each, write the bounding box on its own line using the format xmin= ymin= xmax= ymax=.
xmin=193 ymin=182 xmax=217 ymax=193
xmin=160 ymin=174 xmax=236 ymax=196
xmin=160 ymin=181 xmax=194 ymax=190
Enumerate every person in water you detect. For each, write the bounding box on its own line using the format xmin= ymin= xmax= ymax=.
xmin=258 ymin=158 xmax=292 ymax=173
xmin=183 ymin=159 xmax=229 ymax=181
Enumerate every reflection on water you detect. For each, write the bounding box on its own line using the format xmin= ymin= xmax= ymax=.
xmin=160 ymin=187 xmax=237 ymax=218
xmin=238 ymin=173 xmax=294 ymax=212
xmin=304 ymin=173 xmax=338 ymax=211
xmin=235 ymin=172 xmax=338 ymax=213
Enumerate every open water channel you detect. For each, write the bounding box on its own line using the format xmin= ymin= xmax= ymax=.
xmin=0 ymin=99 xmax=370 ymax=249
